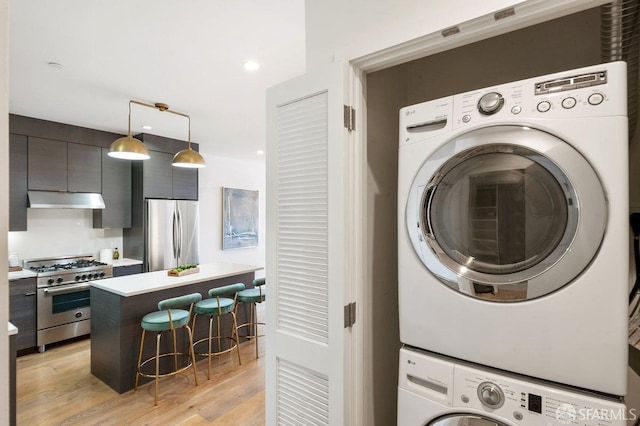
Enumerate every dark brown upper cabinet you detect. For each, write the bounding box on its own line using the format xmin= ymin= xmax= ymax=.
xmin=9 ymin=134 xmax=28 ymax=231
xmin=27 ymin=137 xmax=68 ymax=191
xmin=68 ymin=143 xmax=102 ymax=193
xmin=93 ymin=148 xmax=132 ymax=229
xmin=27 ymin=137 xmax=102 ymax=193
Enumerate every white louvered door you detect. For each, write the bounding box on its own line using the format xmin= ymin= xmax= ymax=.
xmin=266 ymin=63 xmax=353 ymax=425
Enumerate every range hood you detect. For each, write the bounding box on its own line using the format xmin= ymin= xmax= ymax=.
xmin=28 ymin=191 xmax=106 ymax=209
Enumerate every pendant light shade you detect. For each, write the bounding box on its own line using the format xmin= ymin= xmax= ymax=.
xmin=108 ymin=135 xmax=150 ymax=160
xmin=172 ymin=147 xmax=206 ymax=168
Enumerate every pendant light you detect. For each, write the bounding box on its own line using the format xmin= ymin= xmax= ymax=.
xmin=109 ymin=100 xmax=206 ymax=168
xmin=108 ymin=100 xmax=150 ymax=160
xmin=171 ymin=111 xmax=206 ymax=168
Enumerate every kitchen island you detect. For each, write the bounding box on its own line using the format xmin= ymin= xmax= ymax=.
xmin=90 ymin=262 xmax=262 ymax=393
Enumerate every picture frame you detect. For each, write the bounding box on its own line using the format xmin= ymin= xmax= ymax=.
xmin=222 ymin=187 xmax=259 ymax=250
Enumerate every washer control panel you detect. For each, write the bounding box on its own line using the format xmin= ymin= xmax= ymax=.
xmin=450 ymin=62 xmax=626 ymax=130
xmin=399 ymin=348 xmax=628 ymax=426
xmin=453 ymin=362 xmax=627 ymax=425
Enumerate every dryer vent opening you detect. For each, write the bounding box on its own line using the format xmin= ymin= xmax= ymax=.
xmin=602 ymin=0 xmax=640 ymax=140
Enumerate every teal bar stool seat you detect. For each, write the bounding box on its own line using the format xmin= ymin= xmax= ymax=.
xmin=135 ymin=292 xmax=202 ymax=405
xmin=236 ymin=277 xmax=266 ymax=359
xmin=192 ymin=283 xmax=245 ymax=379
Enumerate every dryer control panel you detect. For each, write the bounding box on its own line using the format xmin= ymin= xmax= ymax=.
xmin=399 ymin=347 xmax=630 ymax=425
xmin=449 ymin=61 xmax=627 ymax=131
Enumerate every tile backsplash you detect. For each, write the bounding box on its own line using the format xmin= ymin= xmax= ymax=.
xmin=8 ymin=209 xmax=123 ymax=263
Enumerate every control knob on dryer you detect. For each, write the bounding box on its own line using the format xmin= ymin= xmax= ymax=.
xmin=477 ymin=92 xmax=504 ymax=115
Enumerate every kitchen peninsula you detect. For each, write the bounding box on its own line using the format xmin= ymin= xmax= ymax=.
xmin=90 ymin=262 xmax=262 ymax=393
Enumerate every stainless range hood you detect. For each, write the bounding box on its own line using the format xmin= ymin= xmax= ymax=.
xmin=28 ymin=191 xmax=106 ymax=209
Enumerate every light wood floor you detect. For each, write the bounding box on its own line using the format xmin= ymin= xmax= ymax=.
xmin=16 ymin=329 xmax=265 ymax=425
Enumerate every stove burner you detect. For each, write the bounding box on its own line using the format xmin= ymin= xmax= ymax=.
xmin=30 ymin=259 xmax=108 ymax=273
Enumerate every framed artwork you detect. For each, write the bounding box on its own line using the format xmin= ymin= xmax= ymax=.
xmin=222 ymin=187 xmax=259 ymax=250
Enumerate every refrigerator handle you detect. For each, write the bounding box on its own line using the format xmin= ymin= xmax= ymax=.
xmin=173 ymin=210 xmax=179 ymax=260
xmin=177 ymin=207 xmax=183 ymax=260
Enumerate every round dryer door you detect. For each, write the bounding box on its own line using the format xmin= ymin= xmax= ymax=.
xmin=428 ymin=414 xmax=509 ymax=426
xmin=406 ymin=125 xmax=606 ymax=302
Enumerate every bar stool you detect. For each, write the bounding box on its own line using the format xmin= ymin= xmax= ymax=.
xmin=192 ymin=283 xmax=245 ymax=379
xmin=135 ymin=292 xmax=202 ymax=405
xmin=236 ymin=277 xmax=266 ymax=359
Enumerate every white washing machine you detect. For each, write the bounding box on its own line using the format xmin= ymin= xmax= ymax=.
xmin=397 ymin=62 xmax=629 ymax=396
xmin=398 ymin=347 xmax=629 ymax=426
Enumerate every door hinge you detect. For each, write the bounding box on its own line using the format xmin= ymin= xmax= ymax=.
xmin=344 ymin=302 xmax=356 ymax=328
xmin=343 ymin=105 xmax=356 ymax=132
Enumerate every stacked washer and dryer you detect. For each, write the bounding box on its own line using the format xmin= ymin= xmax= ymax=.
xmin=397 ymin=62 xmax=631 ymax=425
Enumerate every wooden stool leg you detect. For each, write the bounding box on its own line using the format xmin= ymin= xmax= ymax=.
xmin=135 ymin=329 xmax=146 ymax=391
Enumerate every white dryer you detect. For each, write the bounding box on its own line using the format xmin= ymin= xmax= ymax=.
xmin=398 ymin=347 xmax=629 ymax=426
xmin=397 ymin=62 xmax=629 ymax=396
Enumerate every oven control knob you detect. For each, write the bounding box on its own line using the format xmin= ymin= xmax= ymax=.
xmin=477 ymin=382 xmax=505 ymax=408
xmin=75 ymin=275 xmax=81 ymax=281
xmin=57 ymin=277 xmax=64 ymax=283
xmin=75 ymin=312 xmax=82 ymax=318
xmin=81 ymin=274 xmax=87 ymax=280
xmin=47 ymin=278 xmax=54 ymax=284
xmin=100 ymin=272 xmax=105 ymax=277
xmin=477 ymin=92 xmax=504 ymax=115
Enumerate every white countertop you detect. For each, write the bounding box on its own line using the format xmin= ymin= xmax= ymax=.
xmin=90 ymin=262 xmax=263 ymax=297
xmin=109 ymin=258 xmax=143 ymax=267
xmin=8 ymin=269 xmax=37 ymax=281
xmin=8 ymin=322 xmax=17 ymax=336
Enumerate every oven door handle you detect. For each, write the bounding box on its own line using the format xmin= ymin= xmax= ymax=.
xmin=43 ymin=283 xmax=91 ymax=296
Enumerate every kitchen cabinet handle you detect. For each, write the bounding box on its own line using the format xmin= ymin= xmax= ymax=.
xmin=24 ymin=292 xmax=36 ymax=296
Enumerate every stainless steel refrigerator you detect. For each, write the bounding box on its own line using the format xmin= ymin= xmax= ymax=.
xmin=146 ymin=199 xmax=199 ymax=272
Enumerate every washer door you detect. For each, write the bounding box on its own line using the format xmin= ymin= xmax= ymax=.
xmin=406 ymin=125 xmax=606 ymax=302
xmin=428 ymin=414 xmax=509 ymax=426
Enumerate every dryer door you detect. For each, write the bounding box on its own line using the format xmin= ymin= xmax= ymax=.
xmin=428 ymin=414 xmax=509 ymax=426
xmin=406 ymin=125 xmax=605 ymax=301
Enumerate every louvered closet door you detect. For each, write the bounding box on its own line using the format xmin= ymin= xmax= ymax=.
xmin=266 ymin=64 xmax=351 ymax=425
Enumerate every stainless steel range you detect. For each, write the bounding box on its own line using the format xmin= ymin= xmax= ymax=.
xmin=24 ymin=254 xmax=113 ymax=352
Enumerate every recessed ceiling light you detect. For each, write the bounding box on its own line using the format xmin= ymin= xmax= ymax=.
xmin=257 ymin=150 xmax=264 ymax=155
xmin=47 ymin=62 xmax=63 ymax=69
xmin=141 ymin=125 xmax=152 ymax=130
xmin=243 ymin=60 xmax=260 ymax=71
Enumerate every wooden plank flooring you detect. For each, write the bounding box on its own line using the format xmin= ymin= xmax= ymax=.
xmin=16 ymin=326 xmax=265 ymax=425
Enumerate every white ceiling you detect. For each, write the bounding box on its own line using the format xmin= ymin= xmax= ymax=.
xmin=9 ymin=0 xmax=306 ymax=162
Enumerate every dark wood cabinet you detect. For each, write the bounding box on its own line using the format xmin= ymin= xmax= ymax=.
xmin=143 ymin=151 xmax=174 ymax=198
xmin=142 ymin=150 xmax=198 ymax=200
xmin=9 ymin=134 xmax=28 ymax=231
xmin=113 ymin=264 xmax=143 ymax=277
xmin=28 ymin=137 xmax=67 ymax=191
xmin=68 ymin=143 xmax=102 ymax=192
xmin=9 ymin=277 xmax=37 ymax=352
xmin=93 ymin=149 xmax=132 ymax=229
xmin=172 ymin=166 xmax=199 ymax=200
xmin=27 ymin=137 xmax=103 ymax=193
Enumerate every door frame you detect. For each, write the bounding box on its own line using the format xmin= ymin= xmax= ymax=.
xmin=337 ymin=1 xmax=611 ymax=423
